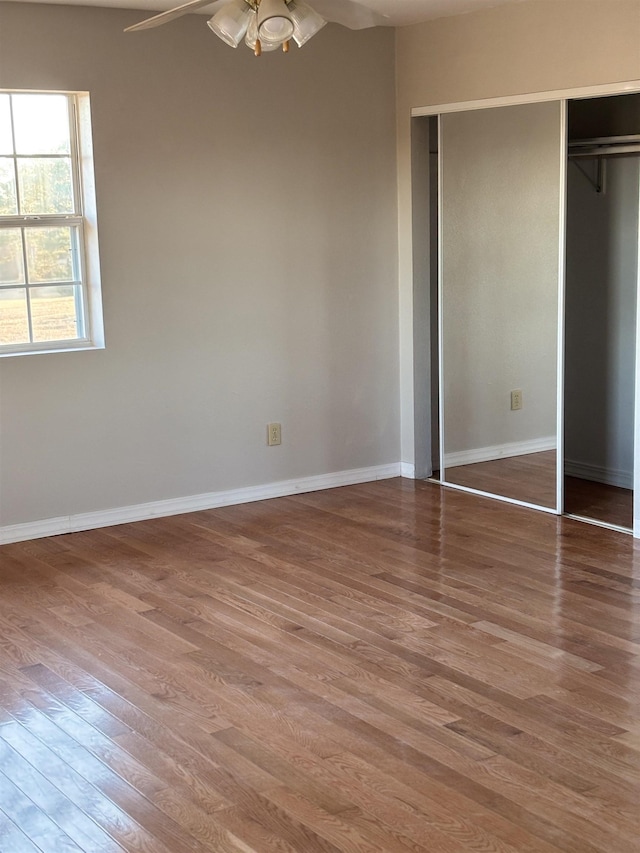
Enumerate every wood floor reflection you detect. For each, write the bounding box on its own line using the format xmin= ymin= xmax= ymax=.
xmin=444 ymin=450 xmax=557 ymax=507
xmin=440 ymin=452 xmax=633 ymax=529
xmin=565 ymin=476 xmax=633 ymax=530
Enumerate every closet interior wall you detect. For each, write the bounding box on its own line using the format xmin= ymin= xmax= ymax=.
xmin=564 ymin=94 xmax=640 ymax=531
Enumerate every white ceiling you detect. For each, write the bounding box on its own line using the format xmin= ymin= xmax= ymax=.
xmin=346 ymin=0 xmax=523 ymax=27
xmin=12 ymin=0 xmax=525 ymax=27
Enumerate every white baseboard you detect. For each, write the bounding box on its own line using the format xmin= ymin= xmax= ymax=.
xmin=400 ymin=462 xmax=416 ymax=479
xmin=0 ymin=463 xmax=401 ymax=546
xmin=565 ymin=459 xmax=633 ymax=490
xmin=445 ymin=436 xmax=556 ymax=468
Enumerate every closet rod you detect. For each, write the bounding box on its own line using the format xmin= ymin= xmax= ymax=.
xmin=569 ymin=144 xmax=640 ymax=158
xmin=569 ymin=133 xmax=640 ymax=147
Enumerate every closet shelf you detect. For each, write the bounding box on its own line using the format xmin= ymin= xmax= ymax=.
xmin=569 ymin=134 xmax=640 ymax=158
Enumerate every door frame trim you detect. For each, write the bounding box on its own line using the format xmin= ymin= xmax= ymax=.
xmin=412 ymin=80 xmax=640 ymax=118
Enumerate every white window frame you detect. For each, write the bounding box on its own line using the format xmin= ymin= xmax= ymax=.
xmin=0 ymin=90 xmax=104 ymax=357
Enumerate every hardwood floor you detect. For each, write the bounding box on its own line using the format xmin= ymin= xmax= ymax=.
xmin=0 ymin=478 xmax=639 ymax=852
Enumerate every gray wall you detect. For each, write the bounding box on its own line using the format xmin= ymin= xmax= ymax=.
xmin=565 ymin=156 xmax=639 ymax=487
xmin=0 ymin=2 xmax=399 ymax=527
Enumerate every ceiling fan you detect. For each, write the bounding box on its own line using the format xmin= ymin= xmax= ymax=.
xmin=125 ymin=0 xmax=389 ymax=55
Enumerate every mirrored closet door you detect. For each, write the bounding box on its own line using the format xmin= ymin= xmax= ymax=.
xmin=439 ymin=101 xmax=564 ymax=511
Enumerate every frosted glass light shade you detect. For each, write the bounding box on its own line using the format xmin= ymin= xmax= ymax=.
xmin=257 ymin=0 xmax=294 ymax=42
xmin=207 ymin=0 xmax=253 ymax=48
xmin=288 ymin=0 xmax=326 ymax=47
xmin=245 ymin=11 xmax=282 ymax=51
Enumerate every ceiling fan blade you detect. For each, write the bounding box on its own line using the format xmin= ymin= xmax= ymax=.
xmin=124 ymin=0 xmax=390 ymax=34
xmin=310 ymin=0 xmax=389 ymax=29
xmin=124 ymin=0 xmax=224 ymax=32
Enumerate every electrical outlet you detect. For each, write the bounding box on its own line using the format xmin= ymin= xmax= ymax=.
xmin=267 ymin=422 xmax=281 ymax=446
xmin=510 ymin=389 xmax=523 ymax=411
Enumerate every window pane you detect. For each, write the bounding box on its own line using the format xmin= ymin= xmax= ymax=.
xmin=0 ymin=229 xmax=25 ymax=284
xmin=12 ymin=94 xmax=71 ymax=155
xmin=17 ymin=157 xmax=74 ymax=215
xmin=0 ymin=157 xmax=18 ymax=215
xmin=25 ymin=227 xmax=75 ymax=283
xmin=30 ymin=284 xmax=79 ymax=342
xmin=0 ymin=287 xmax=29 ymax=345
xmin=0 ymin=96 xmax=13 ymax=155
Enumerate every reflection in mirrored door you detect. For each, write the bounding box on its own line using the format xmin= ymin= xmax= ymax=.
xmin=439 ymin=101 xmax=564 ymax=510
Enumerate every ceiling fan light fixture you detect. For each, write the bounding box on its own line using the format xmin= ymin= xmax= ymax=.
xmin=287 ymin=0 xmax=326 ymax=47
xmin=257 ymin=0 xmax=294 ymax=43
xmin=207 ymin=0 xmax=253 ymax=48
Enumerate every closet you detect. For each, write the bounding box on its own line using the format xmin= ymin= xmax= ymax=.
xmin=565 ymin=94 xmax=640 ymax=531
xmin=412 ymin=89 xmax=640 ymax=534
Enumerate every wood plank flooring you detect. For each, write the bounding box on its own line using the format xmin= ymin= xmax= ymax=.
xmin=0 ymin=478 xmax=639 ymax=852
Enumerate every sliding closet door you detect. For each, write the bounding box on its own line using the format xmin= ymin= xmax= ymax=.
xmin=440 ymin=101 xmax=564 ymax=510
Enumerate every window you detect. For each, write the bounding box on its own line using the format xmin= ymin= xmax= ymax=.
xmin=0 ymin=91 xmax=103 ymax=356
